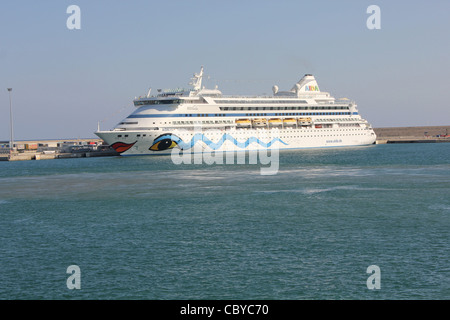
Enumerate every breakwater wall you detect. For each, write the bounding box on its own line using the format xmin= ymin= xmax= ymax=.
xmin=374 ymin=125 xmax=450 ymax=144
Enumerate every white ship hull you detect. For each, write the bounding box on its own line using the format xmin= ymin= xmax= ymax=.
xmin=96 ymin=126 xmax=376 ymax=156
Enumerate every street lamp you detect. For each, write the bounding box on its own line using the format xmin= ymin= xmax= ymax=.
xmin=7 ymin=88 xmax=14 ymax=152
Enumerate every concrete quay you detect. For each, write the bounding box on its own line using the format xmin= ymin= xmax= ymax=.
xmin=0 ymin=138 xmax=119 ymax=161
xmin=0 ymin=150 xmax=120 ymax=161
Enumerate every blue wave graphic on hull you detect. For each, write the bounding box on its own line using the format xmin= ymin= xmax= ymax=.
xmin=152 ymin=133 xmax=288 ymax=151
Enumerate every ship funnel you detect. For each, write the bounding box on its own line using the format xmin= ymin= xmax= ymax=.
xmin=291 ymin=74 xmax=320 ymax=93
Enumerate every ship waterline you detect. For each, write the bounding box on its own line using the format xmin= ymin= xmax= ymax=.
xmin=95 ymin=67 xmax=376 ymax=155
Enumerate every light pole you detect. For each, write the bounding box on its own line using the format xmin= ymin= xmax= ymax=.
xmin=7 ymin=88 xmax=14 ymax=153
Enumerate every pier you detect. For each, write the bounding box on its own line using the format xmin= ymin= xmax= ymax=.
xmin=0 ymin=138 xmax=119 ymax=161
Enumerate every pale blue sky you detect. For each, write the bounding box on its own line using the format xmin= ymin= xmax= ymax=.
xmin=1 ymin=0 xmax=449 ymax=140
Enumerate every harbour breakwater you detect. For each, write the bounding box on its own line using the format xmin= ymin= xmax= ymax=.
xmin=373 ymin=125 xmax=450 ymax=144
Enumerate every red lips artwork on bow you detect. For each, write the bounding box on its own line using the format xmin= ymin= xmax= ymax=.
xmin=110 ymin=141 xmax=136 ymax=153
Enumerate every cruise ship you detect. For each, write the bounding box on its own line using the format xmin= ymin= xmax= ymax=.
xmin=95 ymin=67 xmax=376 ymax=155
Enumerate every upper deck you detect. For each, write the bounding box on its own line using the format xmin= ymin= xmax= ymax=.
xmin=132 ymin=67 xmax=353 ymax=110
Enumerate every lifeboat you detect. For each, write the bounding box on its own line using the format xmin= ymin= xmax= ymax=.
xmin=268 ymin=118 xmax=282 ymax=127
xmin=252 ymin=118 xmax=268 ymax=127
xmin=298 ymin=117 xmax=312 ymax=125
xmin=283 ymin=118 xmax=297 ymax=126
xmin=236 ymin=119 xmax=251 ymax=127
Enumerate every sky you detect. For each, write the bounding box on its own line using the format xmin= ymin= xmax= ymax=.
xmin=1 ymin=0 xmax=449 ymax=140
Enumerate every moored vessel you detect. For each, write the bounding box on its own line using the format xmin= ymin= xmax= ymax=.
xmin=95 ymin=67 xmax=376 ymax=155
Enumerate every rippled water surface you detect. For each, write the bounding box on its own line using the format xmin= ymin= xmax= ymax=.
xmin=1 ymin=143 xmax=449 ymax=299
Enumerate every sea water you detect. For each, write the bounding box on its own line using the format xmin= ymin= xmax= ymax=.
xmin=0 ymin=143 xmax=449 ymax=299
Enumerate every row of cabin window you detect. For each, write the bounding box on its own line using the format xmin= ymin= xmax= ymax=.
xmin=220 ymin=106 xmax=349 ymax=111
xmin=182 ymin=112 xmax=351 ymax=117
xmin=174 ymin=120 xmax=234 ymax=125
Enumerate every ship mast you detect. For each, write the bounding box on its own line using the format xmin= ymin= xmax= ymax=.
xmin=189 ymin=66 xmax=204 ymax=90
